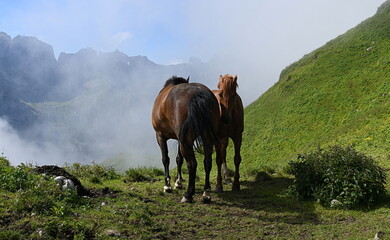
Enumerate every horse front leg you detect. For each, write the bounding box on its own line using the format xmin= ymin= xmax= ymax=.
xmin=156 ymin=134 xmax=172 ymax=193
xmin=221 ymin=159 xmax=232 ymax=185
xmin=174 ymin=143 xmax=184 ymax=189
xmin=232 ymin=135 xmax=242 ymax=191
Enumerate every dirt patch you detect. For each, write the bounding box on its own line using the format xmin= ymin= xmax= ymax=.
xmin=33 ymin=165 xmax=91 ymax=196
xmin=89 ymin=187 xmax=121 ymax=198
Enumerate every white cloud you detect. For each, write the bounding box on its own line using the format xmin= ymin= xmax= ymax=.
xmin=113 ymin=32 xmax=131 ymax=43
xmin=167 ymin=58 xmax=186 ymax=65
xmin=0 ymin=118 xmax=66 ymax=166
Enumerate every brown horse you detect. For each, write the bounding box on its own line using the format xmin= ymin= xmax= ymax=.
xmin=213 ymin=74 xmax=244 ymax=192
xmin=152 ymin=76 xmax=220 ymax=203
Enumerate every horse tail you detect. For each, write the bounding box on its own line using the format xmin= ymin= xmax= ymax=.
xmin=179 ymin=90 xmax=219 ymax=153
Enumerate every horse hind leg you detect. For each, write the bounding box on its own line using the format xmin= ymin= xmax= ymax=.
xmin=180 ymin=143 xmax=197 ymax=203
xmin=215 ymin=138 xmax=228 ymax=192
xmin=202 ymin=142 xmax=213 ymax=203
xmin=156 ymin=134 xmax=172 ymax=193
xmin=174 ymin=143 xmax=184 ymax=190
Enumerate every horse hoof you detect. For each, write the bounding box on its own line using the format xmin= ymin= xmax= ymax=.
xmin=174 ymin=179 xmax=183 ymax=190
xmin=202 ymin=191 xmax=212 ymax=204
xmin=232 ymin=183 xmax=240 ymax=191
xmin=202 ymin=196 xmax=212 ymax=204
xmin=164 ymin=186 xmax=173 ymax=193
xmin=215 ymin=185 xmax=223 ymax=193
xmin=180 ymin=196 xmax=193 ymax=203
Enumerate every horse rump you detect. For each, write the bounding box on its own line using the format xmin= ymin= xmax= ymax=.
xmin=179 ymin=90 xmax=219 ymax=153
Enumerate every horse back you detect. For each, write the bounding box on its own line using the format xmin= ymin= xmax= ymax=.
xmin=152 ymin=83 xmax=217 ymax=140
xmin=152 ymin=86 xmax=179 ymax=139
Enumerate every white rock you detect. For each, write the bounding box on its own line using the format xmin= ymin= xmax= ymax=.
xmin=330 ymin=199 xmax=343 ymax=208
xmin=62 ymin=179 xmax=75 ymax=191
xmin=374 ymin=231 xmax=384 ymax=240
xmin=54 ymin=176 xmax=66 ymax=184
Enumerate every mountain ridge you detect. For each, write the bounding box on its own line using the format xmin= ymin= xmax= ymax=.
xmin=0 ymin=31 xmax=218 ymax=164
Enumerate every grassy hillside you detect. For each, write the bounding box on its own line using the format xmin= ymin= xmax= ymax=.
xmin=240 ymin=1 xmax=390 ymax=172
xmin=1 ymin=160 xmax=389 ymax=239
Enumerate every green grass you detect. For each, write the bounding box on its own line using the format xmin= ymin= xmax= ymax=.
xmin=0 ymin=161 xmax=389 ymax=239
xmin=237 ymin=0 xmax=390 ymax=173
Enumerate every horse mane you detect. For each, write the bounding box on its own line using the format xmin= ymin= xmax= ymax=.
xmin=218 ymin=74 xmax=238 ymax=96
xmin=163 ymin=76 xmax=189 ymax=88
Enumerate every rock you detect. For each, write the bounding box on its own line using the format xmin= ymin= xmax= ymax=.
xmin=105 ymin=229 xmax=121 ymax=237
xmin=54 ymin=176 xmax=75 ymax=191
xmin=0 ymin=32 xmax=11 ymax=57
xmin=34 ymin=165 xmax=91 ymax=196
xmin=330 ymin=199 xmax=343 ymax=208
xmin=54 ymin=176 xmax=66 ymax=184
xmin=374 ymin=231 xmax=384 ymax=240
xmin=62 ymin=179 xmax=75 ymax=191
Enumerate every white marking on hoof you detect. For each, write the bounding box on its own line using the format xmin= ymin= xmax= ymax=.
xmin=174 ymin=179 xmax=183 ymax=189
xmin=202 ymin=191 xmax=211 ymax=203
xmin=180 ymin=196 xmax=192 ymax=203
xmin=164 ymin=185 xmax=172 ymax=193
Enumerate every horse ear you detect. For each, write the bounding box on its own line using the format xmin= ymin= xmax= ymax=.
xmin=218 ymin=75 xmax=223 ymax=89
xmin=234 ymin=75 xmax=238 ymax=83
xmin=187 ymin=76 xmax=190 ymax=83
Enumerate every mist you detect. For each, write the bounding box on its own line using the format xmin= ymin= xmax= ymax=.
xmin=0 ymin=0 xmax=386 ymax=168
xmin=0 ymin=118 xmax=67 ymax=166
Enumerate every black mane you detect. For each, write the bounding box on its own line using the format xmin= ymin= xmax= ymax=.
xmin=163 ymin=76 xmax=189 ymax=88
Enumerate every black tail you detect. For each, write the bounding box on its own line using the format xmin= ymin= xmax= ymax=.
xmin=179 ymin=90 xmax=219 ymax=153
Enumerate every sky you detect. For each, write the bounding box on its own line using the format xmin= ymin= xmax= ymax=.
xmin=0 ymin=0 xmax=384 ymax=62
xmin=0 ymin=0 xmax=386 ymax=104
xmin=0 ymin=0 xmax=387 ymax=166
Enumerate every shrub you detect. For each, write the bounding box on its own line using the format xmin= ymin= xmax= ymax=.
xmin=289 ymin=145 xmax=386 ymax=209
xmin=0 ymin=156 xmax=10 ymax=167
xmin=0 ymin=164 xmax=36 ymax=192
xmin=13 ymin=175 xmax=60 ymax=214
xmin=65 ymin=163 xmax=121 ymax=183
xmin=13 ymin=177 xmax=87 ymax=216
xmin=124 ymin=167 xmax=164 ymax=182
xmin=43 ymin=219 xmax=95 ymax=239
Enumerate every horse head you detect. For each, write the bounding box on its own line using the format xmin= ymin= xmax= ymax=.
xmin=217 ymin=74 xmax=238 ymax=122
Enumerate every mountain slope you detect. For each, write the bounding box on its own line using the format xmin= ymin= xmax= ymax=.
xmin=240 ymin=1 xmax=390 ymax=171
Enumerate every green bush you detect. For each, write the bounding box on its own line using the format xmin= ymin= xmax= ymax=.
xmin=0 ymin=156 xmax=10 ymax=167
xmin=0 ymin=164 xmax=89 ymax=216
xmin=124 ymin=167 xmax=164 ymax=182
xmin=289 ymin=145 xmax=387 ymax=209
xmin=43 ymin=219 xmax=95 ymax=239
xmin=65 ymin=163 xmax=121 ymax=183
xmin=0 ymin=164 xmax=35 ymax=192
xmin=14 ymin=179 xmax=88 ymax=216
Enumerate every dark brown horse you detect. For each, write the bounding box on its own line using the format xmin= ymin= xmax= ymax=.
xmin=213 ymin=74 xmax=244 ymax=192
xmin=152 ymin=76 xmax=220 ymax=203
